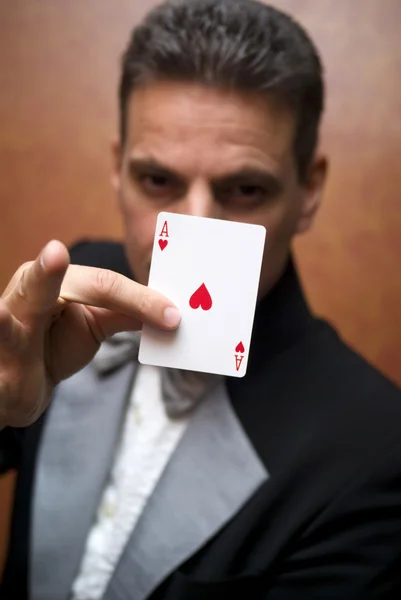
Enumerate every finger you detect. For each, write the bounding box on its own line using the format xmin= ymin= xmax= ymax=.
xmin=77 ymin=306 xmax=142 ymax=344
xmin=5 ymin=240 xmax=70 ymax=323
xmin=45 ymin=305 xmax=143 ymax=384
xmin=0 ymin=299 xmax=23 ymax=353
xmin=1 ymin=262 xmax=33 ymax=299
xmin=60 ymin=265 xmax=181 ymax=330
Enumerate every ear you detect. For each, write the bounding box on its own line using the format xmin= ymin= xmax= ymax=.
xmin=110 ymin=136 xmax=123 ymax=192
xmin=295 ymin=153 xmax=328 ymax=234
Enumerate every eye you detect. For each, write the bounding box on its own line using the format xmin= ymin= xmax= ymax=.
xmin=134 ymin=172 xmax=185 ymax=201
xmin=217 ymin=182 xmax=268 ymax=206
xmin=140 ymin=173 xmax=170 ymax=191
xmin=237 ymin=184 xmax=265 ymax=198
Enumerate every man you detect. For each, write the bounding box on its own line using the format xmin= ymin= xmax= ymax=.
xmin=1 ymin=0 xmax=401 ymax=598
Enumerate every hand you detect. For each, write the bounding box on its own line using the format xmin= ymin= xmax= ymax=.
xmin=0 ymin=240 xmax=181 ymax=428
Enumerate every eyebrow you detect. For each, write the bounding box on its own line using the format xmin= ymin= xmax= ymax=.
xmin=128 ymin=158 xmax=283 ymax=193
xmin=128 ymin=158 xmax=178 ymax=179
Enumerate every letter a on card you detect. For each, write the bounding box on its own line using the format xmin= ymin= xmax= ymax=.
xmin=159 ymin=220 xmax=169 ymax=238
xmin=235 ymin=355 xmax=244 ymax=372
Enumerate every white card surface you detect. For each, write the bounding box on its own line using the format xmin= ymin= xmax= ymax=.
xmin=139 ymin=212 xmax=266 ymax=377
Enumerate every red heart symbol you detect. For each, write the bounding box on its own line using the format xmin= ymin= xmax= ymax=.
xmin=158 ymin=239 xmax=168 ymax=251
xmin=235 ymin=341 xmax=245 ymax=353
xmin=189 ymin=283 xmax=212 ymax=311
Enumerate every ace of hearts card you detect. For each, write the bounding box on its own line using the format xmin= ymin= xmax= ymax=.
xmin=139 ymin=212 xmax=266 ymax=377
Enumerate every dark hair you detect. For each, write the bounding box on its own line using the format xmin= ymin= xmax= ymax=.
xmin=119 ymin=0 xmax=324 ymax=181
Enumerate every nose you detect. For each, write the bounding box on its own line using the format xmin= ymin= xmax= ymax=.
xmin=178 ymin=180 xmax=222 ymax=220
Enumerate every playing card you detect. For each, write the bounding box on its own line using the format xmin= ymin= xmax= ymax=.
xmin=139 ymin=212 xmax=266 ymax=377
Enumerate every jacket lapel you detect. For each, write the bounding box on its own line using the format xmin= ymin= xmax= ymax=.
xmin=30 ymin=360 xmax=137 ymax=600
xmin=104 ymin=380 xmax=268 ymax=600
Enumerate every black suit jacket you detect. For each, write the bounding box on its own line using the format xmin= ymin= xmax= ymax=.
xmin=1 ymin=241 xmax=401 ymax=599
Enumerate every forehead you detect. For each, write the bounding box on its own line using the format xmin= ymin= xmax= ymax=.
xmin=124 ymin=81 xmax=296 ymax=176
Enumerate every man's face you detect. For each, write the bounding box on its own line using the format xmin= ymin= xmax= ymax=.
xmin=113 ymin=81 xmax=326 ymax=297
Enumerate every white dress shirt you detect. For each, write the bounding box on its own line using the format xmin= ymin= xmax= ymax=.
xmin=71 ymin=364 xmax=189 ymax=600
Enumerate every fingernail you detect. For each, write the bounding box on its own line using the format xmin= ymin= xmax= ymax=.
xmin=163 ymin=306 xmax=181 ymax=328
xmin=40 ymin=240 xmax=54 ymax=271
xmin=40 ymin=251 xmax=47 ymax=271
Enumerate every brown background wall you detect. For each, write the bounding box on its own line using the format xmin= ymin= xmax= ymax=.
xmin=0 ymin=0 xmax=400 ymax=574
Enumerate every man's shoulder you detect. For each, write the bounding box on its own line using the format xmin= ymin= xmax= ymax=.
xmin=69 ymin=239 xmax=133 ymax=278
xmin=242 ymin=318 xmax=400 ymax=410
xmin=232 ymin=320 xmax=401 ymax=479
xmin=313 ymin=322 xmax=400 ymax=401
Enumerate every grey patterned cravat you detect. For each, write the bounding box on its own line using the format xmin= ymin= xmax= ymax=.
xmin=92 ymin=331 xmax=219 ymax=418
